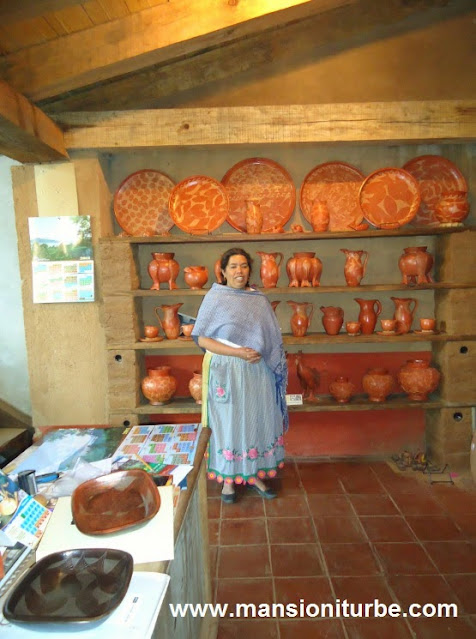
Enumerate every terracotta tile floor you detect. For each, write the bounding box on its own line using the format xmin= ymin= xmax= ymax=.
xmin=207 ymin=459 xmax=476 ymax=638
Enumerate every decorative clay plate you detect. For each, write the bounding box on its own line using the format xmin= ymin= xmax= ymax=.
xmin=168 ymin=175 xmax=229 ymax=235
xmin=3 ymin=548 xmax=133 ymax=623
xmin=113 ymin=169 xmax=175 ymax=236
xmin=71 ymin=469 xmax=160 ymax=535
xmin=359 ymin=167 xmax=420 ymax=229
xmin=402 ymin=155 xmax=468 ymax=226
xmin=299 ymin=161 xmax=366 ymax=232
xmin=222 ymin=158 xmax=296 ymax=232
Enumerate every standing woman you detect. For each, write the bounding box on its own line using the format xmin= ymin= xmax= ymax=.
xmin=192 ymin=248 xmax=288 ymax=503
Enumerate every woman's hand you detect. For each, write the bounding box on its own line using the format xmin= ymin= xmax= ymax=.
xmin=239 ymin=347 xmax=261 ymax=363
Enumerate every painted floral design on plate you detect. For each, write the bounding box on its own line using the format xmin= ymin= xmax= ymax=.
xmin=168 ymin=175 xmax=229 ymax=235
xmin=402 ymin=155 xmax=468 ymax=227
xmin=300 ymin=161 xmax=365 ymax=231
xmin=113 ymin=169 xmax=175 ymax=236
xmin=359 ymin=167 xmax=421 ymax=229
xmin=222 ymin=158 xmax=296 ymax=233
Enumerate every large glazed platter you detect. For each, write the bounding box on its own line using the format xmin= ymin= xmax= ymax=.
xmin=222 ymin=157 xmax=296 ymax=233
xmin=402 ymin=155 xmax=468 ymax=226
xmin=113 ymin=169 xmax=175 ymax=236
xmin=169 ymin=175 xmax=229 ymax=235
xmin=299 ymin=161 xmax=366 ymax=231
xmin=359 ymin=167 xmax=420 ymax=229
xmin=3 ymin=548 xmax=133 ymax=623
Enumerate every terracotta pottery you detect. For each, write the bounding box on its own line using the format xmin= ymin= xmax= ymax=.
xmin=435 ymin=192 xmax=470 ymax=226
xmin=398 ymin=359 xmax=440 ymax=401
xmin=398 ymin=246 xmax=434 ymax=285
xmin=355 ymin=298 xmax=382 ymax=335
xmin=154 ymin=302 xmax=183 ymax=340
xmin=419 ymin=318 xmax=436 ymax=332
xmin=184 ymin=265 xmax=209 ymax=290
xmin=245 ymin=199 xmax=263 ymax=234
xmin=287 ymin=301 xmax=314 ymax=337
xmin=141 ymin=366 xmax=177 ymax=405
xmin=362 ymin=367 xmax=394 ymax=403
xmin=309 ymin=199 xmax=330 ymax=232
xmin=329 ymin=376 xmax=356 ymax=403
xmin=181 ymin=324 xmax=194 ymax=337
xmin=320 ymin=306 xmax=344 ymax=335
xmin=214 ymin=258 xmax=223 ymax=283
xmin=346 ymin=321 xmax=361 ymax=336
xmin=391 ymin=297 xmax=418 ymax=334
xmin=147 ymin=252 xmax=180 ymax=291
xmin=270 ymin=301 xmax=280 ymax=313
xmin=380 ymin=319 xmax=397 ymax=333
xmin=257 ymin=251 xmax=283 ymax=288
xmin=286 ymin=252 xmax=323 ymax=287
xmin=188 ymin=370 xmax=203 ymax=404
xmin=144 ymin=325 xmax=160 ymax=339
xmin=341 ymin=249 xmax=369 ymax=287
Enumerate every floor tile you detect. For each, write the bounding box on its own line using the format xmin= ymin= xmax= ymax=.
xmin=274 ymin=576 xmax=333 ymax=605
xmin=432 ymin=485 xmax=476 ymax=515
xmin=391 ymin=491 xmax=445 ymax=516
xmin=209 ymin=518 xmax=220 ymax=545
xmin=279 ymin=618 xmax=346 ymax=638
xmin=360 ymin=516 xmax=415 ymax=542
xmin=349 ymin=494 xmax=399 ymax=516
xmin=445 ymin=574 xmax=476 ymax=614
xmin=406 ymin=616 xmax=476 ymax=639
xmin=221 ymin=494 xmax=265 ymax=519
xmin=210 ymin=545 xmax=218 ymax=578
xmin=424 ymin=541 xmax=476 ymax=574
xmin=270 ymin=543 xmax=324 ymax=577
xmin=343 ymin=618 xmax=413 ymax=638
xmin=217 ymin=618 xmax=279 ymax=638
xmin=331 ymin=575 xmax=394 ymax=606
xmin=373 ymin=542 xmax=437 ymax=575
xmin=451 ymin=513 xmax=476 ymax=539
xmin=405 ymin=515 xmax=464 ymax=541
xmin=216 ymin=577 xmax=274 ymax=606
xmin=220 ymin=518 xmax=267 ymax=546
xmin=336 ymin=465 xmax=386 ymax=494
xmin=307 ymin=494 xmax=354 ymax=517
xmin=314 ymin=516 xmax=366 ymax=543
xmin=218 ymin=545 xmax=271 ymax=579
xmin=321 ymin=543 xmax=381 ymax=576
xmin=267 ymin=516 xmax=316 ymax=543
xmin=264 ymin=493 xmax=309 ymax=517
xmin=208 ymin=497 xmax=222 ymax=519
xmin=207 ymin=480 xmax=224 ymax=497
xmin=387 ymin=574 xmax=459 ymax=609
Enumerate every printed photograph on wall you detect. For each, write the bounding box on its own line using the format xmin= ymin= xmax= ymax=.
xmin=28 ymin=216 xmax=95 ymax=303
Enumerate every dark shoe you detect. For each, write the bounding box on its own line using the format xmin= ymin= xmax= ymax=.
xmin=221 ymin=491 xmax=237 ymax=504
xmin=249 ymin=484 xmax=277 ymax=500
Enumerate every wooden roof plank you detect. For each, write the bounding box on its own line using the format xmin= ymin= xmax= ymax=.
xmin=54 ymin=100 xmax=476 ymax=149
xmin=0 ymin=1 xmax=84 ymax=25
xmin=1 ymin=0 xmax=355 ymax=100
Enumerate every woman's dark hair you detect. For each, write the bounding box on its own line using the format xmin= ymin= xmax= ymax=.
xmin=220 ymin=248 xmax=253 ymax=285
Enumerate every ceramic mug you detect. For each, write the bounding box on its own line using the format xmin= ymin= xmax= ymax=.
xmin=420 ymin=318 xmax=436 ymax=332
xmin=380 ymin=319 xmax=396 ymax=332
xmin=144 ymin=325 xmax=160 ymax=339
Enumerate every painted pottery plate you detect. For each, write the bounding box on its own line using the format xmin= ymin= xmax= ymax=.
xmin=299 ymin=161 xmax=366 ymax=231
xmin=222 ymin=157 xmax=296 ymax=233
xmin=359 ymin=167 xmax=420 ymax=229
xmin=402 ymin=155 xmax=468 ymax=226
xmin=169 ymin=175 xmax=229 ymax=235
xmin=3 ymin=548 xmax=133 ymax=623
xmin=113 ymin=169 xmax=175 ymax=236
xmin=72 ymin=469 xmax=161 ymax=535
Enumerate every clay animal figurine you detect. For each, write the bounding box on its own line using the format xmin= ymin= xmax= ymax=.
xmin=295 ymin=351 xmax=321 ymax=402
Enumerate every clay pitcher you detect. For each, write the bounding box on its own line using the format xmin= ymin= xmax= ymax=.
xmin=214 ymin=258 xmax=223 ymax=283
xmin=147 ymin=252 xmax=180 ymax=290
xmin=184 ymin=265 xmax=209 ymax=290
xmin=287 ymin=301 xmax=314 ymax=337
xmin=309 ymin=199 xmax=330 ymax=232
xmin=391 ymin=297 xmax=418 ymax=334
xmin=257 ymin=251 xmax=283 ymax=288
xmin=341 ymin=249 xmax=369 ymax=287
xmin=320 ymin=306 xmax=344 ymax=336
xmin=245 ymin=199 xmax=263 ymax=234
xmin=355 ymin=298 xmax=382 ymax=335
xmin=286 ymin=252 xmax=323 ymax=287
xmin=154 ymin=302 xmax=183 ymax=340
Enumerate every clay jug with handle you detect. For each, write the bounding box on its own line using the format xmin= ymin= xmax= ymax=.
xmin=391 ymin=297 xmax=418 ymax=334
xmin=355 ymin=298 xmax=382 ymax=334
xmin=287 ymin=301 xmax=314 ymax=337
xmin=341 ymin=249 xmax=369 ymax=287
xmin=154 ymin=303 xmax=183 ymax=340
xmin=257 ymin=252 xmax=283 ymax=288
xmin=320 ymin=306 xmax=344 ymax=336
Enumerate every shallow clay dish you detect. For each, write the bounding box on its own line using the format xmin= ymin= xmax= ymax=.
xmin=359 ymin=167 xmax=420 ymax=229
xmin=169 ymin=175 xmax=229 ymax=235
xmin=3 ymin=548 xmax=133 ymax=623
xmin=300 ymin=161 xmax=366 ymax=231
xmin=402 ymin=155 xmax=468 ymax=227
xmin=113 ymin=169 xmax=175 ymax=236
xmin=222 ymin=157 xmax=296 ymax=233
xmin=72 ymin=469 xmax=160 ymax=535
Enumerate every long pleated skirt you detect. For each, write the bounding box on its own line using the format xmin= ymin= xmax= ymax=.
xmin=202 ymin=352 xmax=285 ymax=485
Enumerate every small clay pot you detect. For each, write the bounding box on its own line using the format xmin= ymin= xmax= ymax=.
xmin=346 ymin=321 xmax=360 ymax=336
xmin=141 ymin=367 xmax=177 ymax=405
xmin=380 ymin=319 xmax=397 ymax=333
xmin=419 ymin=318 xmax=436 ymax=332
xmin=397 ymin=359 xmax=440 ymax=401
xmin=188 ymin=371 xmax=202 ymax=404
xmin=329 ymin=376 xmax=356 ymax=403
xmin=144 ymin=325 xmax=159 ymax=338
xmin=362 ymin=367 xmax=394 ymax=403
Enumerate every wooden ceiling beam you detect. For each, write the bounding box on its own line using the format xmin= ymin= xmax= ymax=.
xmin=0 ymin=0 xmax=355 ymax=100
xmin=0 ymin=0 xmax=83 ymax=25
xmin=53 ymin=101 xmax=476 ymax=149
xmin=0 ymin=80 xmax=68 ymax=162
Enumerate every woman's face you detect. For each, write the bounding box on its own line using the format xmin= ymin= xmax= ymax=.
xmin=222 ymin=254 xmax=250 ymax=289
